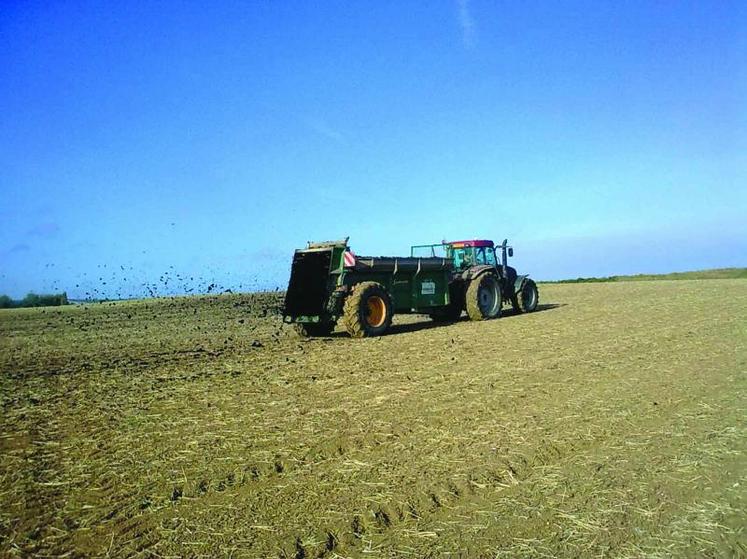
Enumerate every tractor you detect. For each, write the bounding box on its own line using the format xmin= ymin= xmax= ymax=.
xmin=283 ymin=238 xmax=538 ymax=338
xmin=411 ymin=239 xmax=539 ymax=322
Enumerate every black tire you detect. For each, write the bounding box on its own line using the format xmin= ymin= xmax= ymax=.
xmin=342 ymin=282 xmax=393 ymax=338
xmin=429 ymin=307 xmax=461 ymax=322
xmin=516 ymin=279 xmax=539 ymax=313
xmin=429 ymin=282 xmax=464 ymax=322
xmin=466 ymin=274 xmax=502 ymax=321
xmin=293 ymin=322 xmax=334 ymax=337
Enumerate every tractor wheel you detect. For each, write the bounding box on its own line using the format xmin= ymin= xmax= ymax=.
xmin=515 ymin=279 xmax=539 ymax=313
xmin=342 ymin=282 xmax=393 ymax=338
xmin=466 ymin=274 xmax=502 ymax=321
xmin=293 ymin=322 xmax=334 ymax=337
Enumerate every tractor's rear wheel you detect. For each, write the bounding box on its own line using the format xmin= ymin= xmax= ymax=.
xmin=516 ymin=279 xmax=539 ymax=313
xmin=342 ymin=282 xmax=393 ymax=338
xmin=293 ymin=322 xmax=334 ymax=337
xmin=466 ymin=274 xmax=502 ymax=320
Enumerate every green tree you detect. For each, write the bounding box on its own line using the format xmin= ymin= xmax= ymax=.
xmin=21 ymin=293 xmax=40 ymax=307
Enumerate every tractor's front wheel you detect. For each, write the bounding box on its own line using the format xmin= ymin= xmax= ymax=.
xmin=293 ymin=322 xmax=335 ymax=337
xmin=515 ymin=279 xmax=539 ymax=313
xmin=466 ymin=274 xmax=502 ymax=320
xmin=342 ymin=282 xmax=393 ymax=338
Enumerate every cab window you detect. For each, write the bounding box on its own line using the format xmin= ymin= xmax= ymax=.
xmin=475 ymin=247 xmax=497 ymax=266
xmin=450 ymin=247 xmax=474 ymax=268
xmin=452 ymin=248 xmax=466 ymax=267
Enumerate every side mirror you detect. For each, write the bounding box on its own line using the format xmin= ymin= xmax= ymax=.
xmin=508 ymin=248 xmax=514 ymax=257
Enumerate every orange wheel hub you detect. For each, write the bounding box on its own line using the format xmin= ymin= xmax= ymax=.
xmin=365 ymin=296 xmax=386 ymax=327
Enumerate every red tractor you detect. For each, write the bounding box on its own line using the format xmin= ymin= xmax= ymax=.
xmin=411 ymin=239 xmax=539 ymax=321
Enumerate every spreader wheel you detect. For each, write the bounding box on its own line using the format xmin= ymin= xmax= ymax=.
xmin=342 ymin=282 xmax=393 ymax=338
xmin=466 ymin=274 xmax=502 ymax=321
xmin=515 ymin=279 xmax=539 ymax=313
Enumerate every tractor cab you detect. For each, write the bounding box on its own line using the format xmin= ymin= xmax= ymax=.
xmin=411 ymin=239 xmax=511 ymax=271
xmin=445 ymin=240 xmax=497 ymax=270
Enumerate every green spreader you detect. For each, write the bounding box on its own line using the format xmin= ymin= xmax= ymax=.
xmin=283 ymin=237 xmax=538 ymax=338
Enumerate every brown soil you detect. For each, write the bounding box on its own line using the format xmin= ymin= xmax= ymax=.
xmin=1 ymin=281 xmax=745 ymax=557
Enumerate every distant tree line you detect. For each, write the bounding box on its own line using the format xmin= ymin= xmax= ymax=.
xmin=0 ymin=292 xmax=70 ymax=309
xmin=540 ymin=268 xmax=747 ymax=284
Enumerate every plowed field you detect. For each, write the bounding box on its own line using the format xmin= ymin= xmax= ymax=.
xmin=1 ymin=280 xmax=745 ymax=557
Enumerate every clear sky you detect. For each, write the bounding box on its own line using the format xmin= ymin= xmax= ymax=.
xmin=1 ymin=1 xmax=745 ymax=299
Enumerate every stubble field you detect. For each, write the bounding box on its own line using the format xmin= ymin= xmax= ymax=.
xmin=1 ymin=280 xmax=745 ymax=558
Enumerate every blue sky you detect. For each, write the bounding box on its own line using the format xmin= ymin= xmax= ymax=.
xmin=1 ymin=1 xmax=745 ymax=299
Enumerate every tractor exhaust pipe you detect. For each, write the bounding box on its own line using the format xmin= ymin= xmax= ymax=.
xmin=500 ymin=239 xmax=508 ymax=277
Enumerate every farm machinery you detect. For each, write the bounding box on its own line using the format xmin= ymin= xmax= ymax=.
xmin=283 ymin=238 xmax=539 ymax=338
